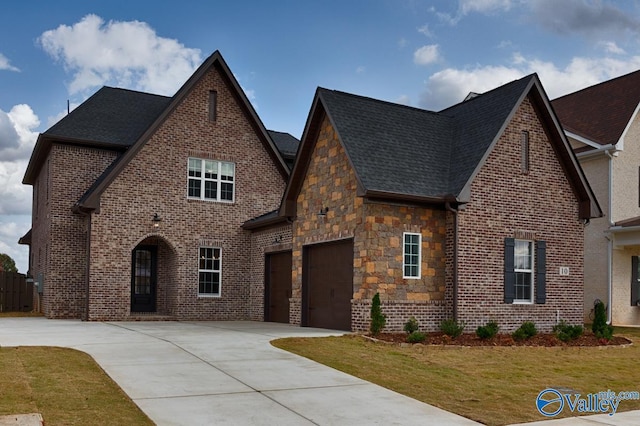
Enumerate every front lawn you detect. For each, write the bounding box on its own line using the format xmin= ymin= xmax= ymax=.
xmin=272 ymin=327 xmax=640 ymax=425
xmin=0 ymin=346 xmax=153 ymax=425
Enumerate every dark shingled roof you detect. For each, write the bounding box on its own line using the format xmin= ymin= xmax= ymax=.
xmin=315 ymin=74 xmax=531 ymax=199
xmin=268 ymin=130 xmax=299 ymax=157
xmin=46 ymin=87 xmax=172 ymax=147
xmin=552 ymin=69 xmax=640 ymax=146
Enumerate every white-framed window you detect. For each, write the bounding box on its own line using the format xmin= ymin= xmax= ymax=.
xmin=403 ymin=232 xmax=421 ymax=279
xmin=199 ymin=247 xmax=221 ymax=296
xmin=514 ymin=240 xmax=534 ymax=303
xmin=188 ymin=158 xmax=235 ymax=202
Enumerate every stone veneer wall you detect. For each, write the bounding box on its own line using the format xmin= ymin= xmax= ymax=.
xmin=453 ymin=96 xmax=585 ymax=332
xmin=292 ymin=115 xmax=452 ymax=331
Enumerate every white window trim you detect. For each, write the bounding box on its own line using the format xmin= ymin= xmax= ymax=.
xmin=513 ymin=239 xmax=534 ymax=304
xmin=187 ymin=158 xmax=235 ymax=203
xmin=403 ymin=232 xmax=422 ymax=279
xmin=198 ymin=247 xmax=222 ymax=298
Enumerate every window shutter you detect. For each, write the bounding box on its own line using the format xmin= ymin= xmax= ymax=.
xmin=504 ymin=238 xmax=515 ymax=303
xmin=535 ymin=241 xmax=546 ymax=304
xmin=632 ymin=256 xmax=639 ymax=306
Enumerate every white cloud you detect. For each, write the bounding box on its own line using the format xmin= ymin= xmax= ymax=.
xmin=600 ymin=41 xmax=626 ymax=55
xmin=0 ymin=53 xmax=19 ymax=72
xmin=356 ymin=66 xmax=366 ymax=74
xmin=396 ymin=95 xmax=411 ymax=106
xmin=38 ymin=14 xmax=202 ymax=96
xmin=418 ymin=24 xmax=433 ymax=38
xmin=420 ymin=53 xmax=640 ymax=110
xmin=0 ymin=105 xmax=39 ymax=162
xmin=459 ymin=0 xmax=512 ymax=15
xmin=414 ymin=45 xmax=441 ymax=66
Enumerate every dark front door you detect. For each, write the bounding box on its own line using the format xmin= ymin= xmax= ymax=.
xmin=131 ymin=245 xmax=157 ymax=312
xmin=302 ymin=239 xmax=353 ymax=331
xmin=265 ymin=251 xmax=292 ymax=323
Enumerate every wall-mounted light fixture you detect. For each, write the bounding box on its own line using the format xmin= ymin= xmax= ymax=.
xmin=273 ymin=235 xmax=283 ymax=244
xmin=317 ymin=207 xmax=329 ymax=217
xmin=152 ymin=213 xmax=162 ymax=228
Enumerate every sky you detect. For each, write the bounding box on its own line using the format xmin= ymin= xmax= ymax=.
xmin=2 ymin=0 xmax=640 ymax=274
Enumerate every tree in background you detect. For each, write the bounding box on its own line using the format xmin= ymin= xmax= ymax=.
xmin=0 ymin=253 xmax=18 ymax=273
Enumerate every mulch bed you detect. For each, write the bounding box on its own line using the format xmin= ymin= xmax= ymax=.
xmin=368 ymin=332 xmax=632 ymax=347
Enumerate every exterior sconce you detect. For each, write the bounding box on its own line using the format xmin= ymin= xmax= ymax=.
xmin=152 ymin=213 xmax=162 ymax=228
xmin=317 ymin=207 xmax=329 ymax=217
xmin=273 ymin=235 xmax=283 ymax=244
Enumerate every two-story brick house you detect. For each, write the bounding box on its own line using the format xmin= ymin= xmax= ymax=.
xmin=21 ymin=51 xmax=293 ymax=320
xmin=246 ymin=73 xmax=601 ymax=332
xmin=553 ymin=70 xmax=640 ymax=327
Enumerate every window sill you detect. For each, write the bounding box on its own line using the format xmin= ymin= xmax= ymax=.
xmin=512 ymin=300 xmax=534 ymax=305
xmin=198 ymin=294 xmax=221 ymax=298
xmin=403 ymin=276 xmax=422 ymax=280
xmin=187 ymin=197 xmax=235 ymax=204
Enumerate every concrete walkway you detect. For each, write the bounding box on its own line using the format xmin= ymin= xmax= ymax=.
xmin=0 ymin=318 xmax=478 ymax=425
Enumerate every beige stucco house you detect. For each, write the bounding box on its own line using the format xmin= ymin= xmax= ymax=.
xmin=553 ymin=70 xmax=640 ymax=326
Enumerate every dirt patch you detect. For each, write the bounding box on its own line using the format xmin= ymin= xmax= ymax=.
xmin=369 ymin=331 xmax=632 ymax=347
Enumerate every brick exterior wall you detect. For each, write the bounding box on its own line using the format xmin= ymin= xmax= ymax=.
xmin=452 ymin=96 xmax=585 ymax=332
xmin=31 ymin=145 xmax=117 ymax=318
xmin=292 ymin=116 xmax=451 ymax=332
xmin=85 ymin=63 xmax=286 ymax=320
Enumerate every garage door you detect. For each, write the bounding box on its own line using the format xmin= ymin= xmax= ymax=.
xmin=302 ymin=239 xmax=353 ymax=331
xmin=264 ymin=251 xmax=292 ymax=323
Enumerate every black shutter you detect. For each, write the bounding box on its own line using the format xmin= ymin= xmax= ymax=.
xmin=632 ymin=256 xmax=639 ymax=306
xmin=504 ymin=238 xmax=515 ymax=303
xmin=535 ymin=241 xmax=546 ymax=304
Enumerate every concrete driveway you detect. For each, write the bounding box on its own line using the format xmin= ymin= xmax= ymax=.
xmin=0 ymin=318 xmax=478 ymax=425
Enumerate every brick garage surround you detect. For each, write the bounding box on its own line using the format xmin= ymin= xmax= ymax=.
xmin=451 ymin=96 xmax=585 ymax=333
xmin=33 ymin=145 xmax=117 ymax=319
xmin=85 ymin=63 xmax=286 ymax=320
xmin=247 ymin=224 xmax=292 ymax=321
xmin=292 ymin=116 xmax=451 ymax=332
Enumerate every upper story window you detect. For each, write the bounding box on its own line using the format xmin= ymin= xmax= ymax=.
xmin=188 ymin=158 xmax=235 ymax=202
xmin=403 ymin=232 xmax=422 ymax=279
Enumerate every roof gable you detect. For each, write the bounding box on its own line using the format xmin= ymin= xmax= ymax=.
xmin=552 ymin=69 xmax=640 ymax=146
xmin=74 ymin=51 xmax=289 ymax=211
xmin=281 ymin=74 xmax=602 ymax=220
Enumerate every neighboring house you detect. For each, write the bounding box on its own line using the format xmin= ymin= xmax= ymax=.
xmin=21 ymin=51 xmax=293 ymax=320
xmin=553 ymin=70 xmax=640 ymax=327
xmin=246 ymin=73 xmax=601 ymax=332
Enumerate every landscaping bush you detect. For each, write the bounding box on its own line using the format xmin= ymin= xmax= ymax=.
xmin=406 ymin=331 xmax=427 ymax=343
xmin=403 ymin=316 xmax=419 ymax=334
xmin=591 ymin=300 xmax=614 ymax=340
xmin=370 ymin=293 xmax=386 ymax=335
xmin=440 ymin=319 xmax=464 ymax=338
xmin=553 ymin=320 xmax=583 ymax=342
xmin=512 ymin=321 xmax=537 ymax=341
xmin=476 ymin=320 xmax=499 ymax=339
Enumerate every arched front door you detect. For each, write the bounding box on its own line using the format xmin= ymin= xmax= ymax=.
xmin=131 ymin=245 xmax=157 ymax=312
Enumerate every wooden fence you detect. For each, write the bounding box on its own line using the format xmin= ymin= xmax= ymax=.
xmin=0 ymin=271 xmax=33 ymax=312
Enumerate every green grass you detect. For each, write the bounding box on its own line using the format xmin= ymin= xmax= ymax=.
xmin=272 ymin=327 xmax=640 ymax=426
xmin=0 ymin=347 xmax=153 ymax=425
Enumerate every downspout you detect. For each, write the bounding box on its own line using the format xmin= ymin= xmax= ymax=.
xmin=445 ymin=199 xmax=459 ymax=321
xmin=604 ymin=149 xmax=614 ymax=324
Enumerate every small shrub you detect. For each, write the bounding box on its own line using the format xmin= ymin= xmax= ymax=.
xmin=369 ymin=293 xmax=386 ymax=336
xmin=591 ymin=300 xmax=614 ymax=340
xmin=440 ymin=319 xmax=464 ymax=338
xmin=406 ymin=331 xmax=427 ymax=343
xmin=476 ymin=320 xmax=499 ymax=339
xmin=512 ymin=321 xmax=537 ymax=341
xmin=403 ymin=317 xmax=419 ymax=334
xmin=553 ymin=320 xmax=583 ymax=342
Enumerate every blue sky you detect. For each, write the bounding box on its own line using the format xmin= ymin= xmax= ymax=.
xmin=2 ymin=0 xmax=640 ymax=273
